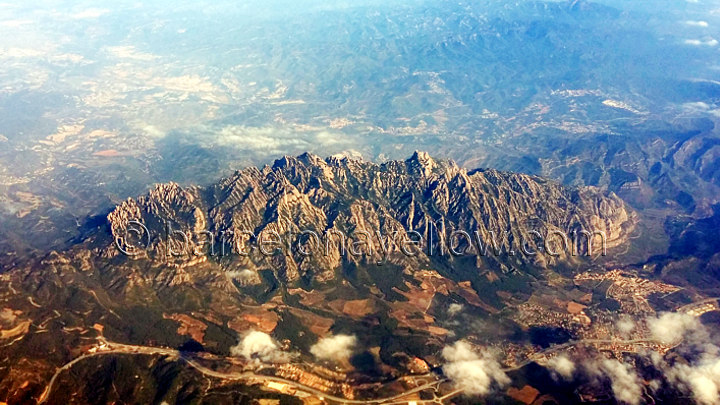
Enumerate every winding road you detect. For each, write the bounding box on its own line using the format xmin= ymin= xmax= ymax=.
xmin=37 ymin=340 xmax=446 ymax=405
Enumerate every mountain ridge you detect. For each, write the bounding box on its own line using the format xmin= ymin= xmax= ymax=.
xmin=106 ymin=151 xmax=635 ymax=285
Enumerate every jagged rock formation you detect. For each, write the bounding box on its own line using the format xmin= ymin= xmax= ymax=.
xmin=108 ymin=152 xmax=635 ymax=283
xmin=0 ymin=152 xmax=640 ymax=404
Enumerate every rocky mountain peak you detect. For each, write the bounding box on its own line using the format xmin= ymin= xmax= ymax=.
xmin=107 ymin=153 xmax=635 ymax=284
xmin=406 ymin=150 xmax=439 ymax=176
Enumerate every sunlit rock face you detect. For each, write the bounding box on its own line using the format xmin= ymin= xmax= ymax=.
xmin=108 ymin=152 xmax=635 ymax=283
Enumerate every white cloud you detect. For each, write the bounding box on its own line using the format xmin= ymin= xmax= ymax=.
xmin=685 ymin=20 xmax=710 ymax=27
xmin=310 ymin=334 xmax=357 ymax=362
xmin=548 ymin=355 xmax=575 ymax=380
xmin=216 ymin=126 xmax=309 ymax=151
xmin=315 ymin=131 xmax=345 ymax=146
xmin=442 ymin=341 xmax=510 ymax=396
xmin=211 ymin=125 xmax=351 ymax=156
xmin=226 ymin=269 xmax=260 ymax=284
xmin=583 ymin=358 xmax=642 ymax=405
xmin=646 ymin=312 xmax=720 ymax=404
xmin=448 ymin=303 xmax=464 ymax=316
xmin=684 ymin=38 xmax=718 ymax=47
xmin=141 ymin=125 xmax=166 ymax=138
xmin=230 ymin=330 xmax=288 ymax=363
xmin=666 ymin=359 xmax=720 ymax=405
xmin=616 ymin=316 xmax=635 ymax=336
xmin=681 ymin=102 xmax=720 ymax=117
xmin=647 ymin=312 xmax=702 ymax=344
xmin=683 ymin=101 xmax=712 ymax=111
xmin=596 ymin=359 xmax=643 ymax=405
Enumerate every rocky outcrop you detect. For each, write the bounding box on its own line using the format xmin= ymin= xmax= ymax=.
xmin=108 ymin=152 xmax=635 ymax=283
